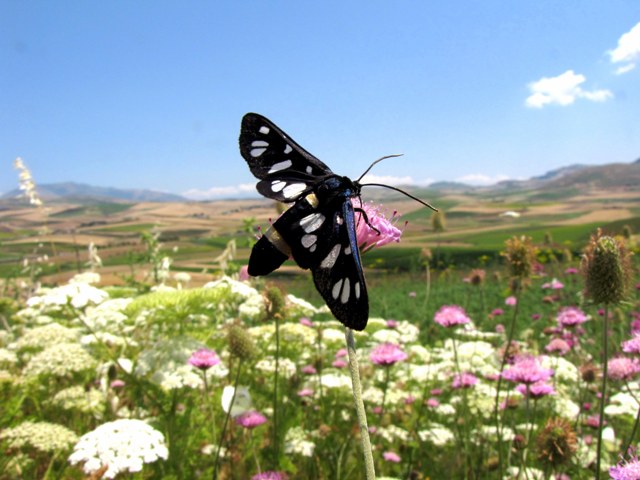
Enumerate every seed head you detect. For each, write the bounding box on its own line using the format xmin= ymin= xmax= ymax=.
xmin=503 ymin=236 xmax=537 ymax=280
xmin=227 ymin=324 xmax=256 ymax=360
xmin=581 ymin=229 xmax=632 ymax=305
xmin=536 ymin=417 xmax=577 ymax=467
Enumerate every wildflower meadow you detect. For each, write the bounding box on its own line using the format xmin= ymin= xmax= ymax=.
xmin=1 ymin=161 xmax=640 ymax=479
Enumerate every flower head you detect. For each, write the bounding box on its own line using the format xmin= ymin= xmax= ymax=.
xmin=68 ymin=419 xmax=168 ymax=479
xmin=235 ymin=410 xmax=267 ymax=429
xmin=383 ymin=451 xmax=401 ymax=463
xmin=556 ymin=307 xmax=588 ymax=328
xmin=252 ymin=471 xmax=289 ymax=480
xmin=188 ymin=348 xmax=220 ymax=370
xmin=545 ymin=338 xmax=571 ymax=356
xmin=607 ymin=357 xmax=640 ymax=381
xmin=369 ymin=343 xmax=408 ymax=366
xmin=434 ymin=305 xmax=471 ymax=328
xmin=610 ymin=451 xmax=640 ymax=480
xmin=622 ymin=333 xmax=640 ymax=354
xmin=353 ymin=201 xmax=403 ymax=251
xmin=502 ymin=356 xmax=554 ymax=385
xmin=516 ymin=381 xmax=555 ymax=398
xmin=452 ymin=372 xmax=478 ymax=389
xmin=536 ymin=417 xmax=577 ymax=468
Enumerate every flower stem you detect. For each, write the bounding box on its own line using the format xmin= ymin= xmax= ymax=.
xmin=595 ymin=304 xmax=610 ymax=480
xmin=345 ymin=327 xmax=376 ymax=480
xmin=273 ymin=313 xmax=281 ymax=467
xmin=202 ymin=371 xmax=217 ymax=442
xmin=493 ymin=282 xmax=521 ymax=478
xmin=213 ymin=360 xmax=243 ymax=480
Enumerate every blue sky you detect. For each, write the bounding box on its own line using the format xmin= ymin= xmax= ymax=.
xmin=1 ymin=2 xmax=639 ymax=199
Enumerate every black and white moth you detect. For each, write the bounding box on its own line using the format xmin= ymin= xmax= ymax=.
xmin=239 ymin=113 xmax=435 ymax=331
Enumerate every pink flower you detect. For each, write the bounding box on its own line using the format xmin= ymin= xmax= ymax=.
xmin=502 ymin=356 xmax=554 ymax=385
xmin=386 ymin=319 xmax=399 ymax=328
xmin=353 ymin=201 xmax=403 ymax=251
xmin=505 ymin=296 xmax=517 ymax=306
xmin=332 ymin=359 xmax=347 ymax=368
xmin=335 ymin=348 xmax=348 ymax=358
xmin=301 ymin=365 xmax=317 ymax=375
xmin=495 ymin=324 xmax=505 ymax=334
xmin=541 ymin=278 xmax=565 ymax=289
xmin=252 ymin=472 xmax=288 ymax=480
xmin=556 ymin=306 xmax=588 ymax=328
xmin=434 ymin=305 xmax=471 ymax=328
xmin=610 ymin=451 xmax=640 ymax=480
xmin=430 ymin=388 xmax=443 ymax=396
xmin=608 ymin=357 xmax=640 ymax=381
xmin=299 ymin=317 xmax=314 ymax=327
xmin=452 ymin=372 xmax=477 ymax=389
xmin=370 ymin=343 xmax=408 ymax=366
xmin=426 ymin=398 xmax=440 ymax=408
xmin=408 ymin=291 xmax=417 ymax=298
xmin=297 ymin=388 xmax=314 ymax=397
xmin=383 ymin=451 xmax=401 ymax=463
xmin=622 ymin=333 xmax=640 ymax=354
xmin=515 ymin=381 xmax=555 ymax=398
xmin=491 ymin=308 xmax=504 ymax=317
xmin=545 ymin=338 xmax=571 ymax=356
xmin=235 ymin=410 xmax=267 ymax=429
xmin=564 ymin=267 xmax=578 ymax=275
xmin=110 ymin=379 xmax=125 ymax=389
xmin=531 ymin=313 xmax=542 ymax=321
xmin=188 ymin=348 xmax=221 ymax=370
xmin=239 ymin=265 xmax=250 ymax=282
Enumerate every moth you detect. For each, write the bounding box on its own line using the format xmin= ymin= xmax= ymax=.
xmin=239 ymin=113 xmax=435 ymax=331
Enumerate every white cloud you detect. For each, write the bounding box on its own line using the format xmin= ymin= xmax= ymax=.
xmin=359 ymin=173 xmax=433 ymax=187
xmin=525 ymin=70 xmax=613 ymax=108
xmin=455 ymin=173 xmax=510 ymax=186
xmin=608 ymin=21 xmax=640 ymax=74
xmin=182 ymin=183 xmax=256 ymax=200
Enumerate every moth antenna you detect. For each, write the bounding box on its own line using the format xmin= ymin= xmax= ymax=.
xmin=360 ymin=183 xmax=438 ymax=212
xmin=356 ymin=154 xmax=404 ymax=183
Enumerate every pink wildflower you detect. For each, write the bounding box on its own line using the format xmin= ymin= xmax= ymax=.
xmin=607 ymin=357 xmax=640 ymax=381
xmin=299 ymin=317 xmax=313 ymax=327
xmin=502 ymin=356 xmax=554 ymax=385
xmin=386 ymin=319 xmax=399 ymax=328
xmin=531 ymin=313 xmax=542 ymax=321
xmin=188 ymin=348 xmax=221 ymax=370
xmin=297 ymin=388 xmax=314 ymax=397
xmin=541 ymin=278 xmax=565 ymax=289
xmin=252 ymin=472 xmax=288 ymax=480
xmin=430 ymin=388 xmax=443 ymax=396
xmin=426 ymin=398 xmax=440 ymax=408
xmin=610 ymin=451 xmax=640 ymax=480
xmin=545 ymin=338 xmax=571 ymax=356
xmin=110 ymin=379 xmax=125 ymax=389
xmin=332 ymin=359 xmax=347 ymax=368
xmin=370 ymin=343 xmax=408 ymax=366
xmin=564 ymin=267 xmax=578 ymax=275
xmin=495 ymin=324 xmax=505 ymax=334
xmin=491 ymin=308 xmax=504 ymax=317
xmin=622 ymin=333 xmax=640 ymax=354
xmin=335 ymin=348 xmax=348 ymax=358
xmin=383 ymin=451 xmax=401 ymax=463
xmin=434 ymin=305 xmax=471 ymax=328
xmin=408 ymin=291 xmax=417 ymax=298
xmin=505 ymin=296 xmax=517 ymax=306
xmin=515 ymin=381 xmax=555 ymax=398
xmin=556 ymin=306 xmax=589 ymax=328
xmin=236 ymin=410 xmax=267 ymax=429
xmin=353 ymin=201 xmax=403 ymax=251
xmin=301 ymin=365 xmax=317 ymax=375
xmin=239 ymin=265 xmax=250 ymax=282
xmin=452 ymin=372 xmax=478 ymax=389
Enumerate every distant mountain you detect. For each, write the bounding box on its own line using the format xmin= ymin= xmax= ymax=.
xmin=1 ymin=181 xmax=186 ymax=203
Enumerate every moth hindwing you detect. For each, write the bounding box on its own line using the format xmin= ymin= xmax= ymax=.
xmin=240 ymin=113 xmax=369 ymax=330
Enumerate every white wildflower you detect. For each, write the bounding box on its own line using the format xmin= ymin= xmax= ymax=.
xmin=284 ymin=426 xmax=316 ymax=457
xmin=319 ymin=372 xmax=351 ymax=390
xmin=255 ymin=356 xmax=296 ymax=378
xmin=27 ymin=282 xmax=108 ymax=310
xmin=606 ymin=391 xmax=640 ymax=417
xmin=321 ymin=328 xmax=347 ymax=344
xmin=68 ymin=419 xmax=168 ymax=479
xmin=286 ymin=294 xmax=318 ymax=316
xmin=23 ymin=343 xmax=96 ymax=377
xmin=1 ymin=421 xmax=78 ymax=452
xmin=204 ymin=276 xmax=259 ymax=299
xmin=50 ymin=386 xmax=104 ymax=415
xmin=418 ymin=424 xmax=455 ymax=445
xmin=0 ymin=348 xmax=18 ymax=364
xmin=238 ymin=293 xmax=265 ymax=320
xmin=377 ymin=425 xmax=410 ymax=442
xmin=69 ymin=272 xmax=101 ymax=285
xmin=11 ymin=322 xmax=80 ymax=350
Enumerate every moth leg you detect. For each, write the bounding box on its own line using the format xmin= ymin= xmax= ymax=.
xmin=353 ymin=207 xmax=381 ymax=236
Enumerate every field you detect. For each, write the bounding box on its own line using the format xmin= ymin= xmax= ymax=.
xmin=1 ymin=185 xmax=640 ymax=479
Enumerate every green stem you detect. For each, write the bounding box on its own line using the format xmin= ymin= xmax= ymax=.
xmin=202 ymin=370 xmax=217 ymax=441
xmin=595 ymin=304 xmax=610 ymax=480
xmin=493 ymin=282 xmax=522 ymax=478
xmin=213 ymin=360 xmax=243 ymax=480
xmin=273 ymin=313 xmax=281 ymax=467
xmin=379 ymin=366 xmax=390 ymax=419
xmin=345 ymin=328 xmax=376 ymax=480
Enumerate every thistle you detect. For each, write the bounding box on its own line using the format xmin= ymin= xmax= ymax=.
xmin=536 ymin=417 xmax=578 ymax=468
xmin=581 ymin=229 xmax=632 ymax=305
xmin=502 ymin=235 xmax=538 ymax=280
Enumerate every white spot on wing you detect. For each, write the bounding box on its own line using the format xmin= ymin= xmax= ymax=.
xmin=268 ymin=160 xmax=293 ymax=174
xmin=259 ymin=126 xmax=270 ymax=134
xmin=344 ymin=246 xmax=351 ymax=255
xmin=299 ymin=213 xmax=325 ymax=233
xmin=332 ymin=279 xmax=343 ymax=300
xmin=250 ymin=140 xmax=269 ymax=158
xmin=283 ymin=183 xmax=306 ymax=198
xmin=284 ymin=144 xmax=292 ymax=154
xmin=355 ymin=282 xmax=361 ymax=299
xmin=271 ymin=180 xmax=286 ymax=192
xmin=336 ymin=215 xmax=344 ymax=225
xmin=306 ymin=166 xmax=312 ymax=174
xmin=301 ymin=234 xmax=317 ymax=249
xmin=320 ymin=244 xmax=341 ymax=269
xmin=251 ymin=148 xmax=267 ymax=157
xmin=341 ymin=278 xmax=350 ymax=304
